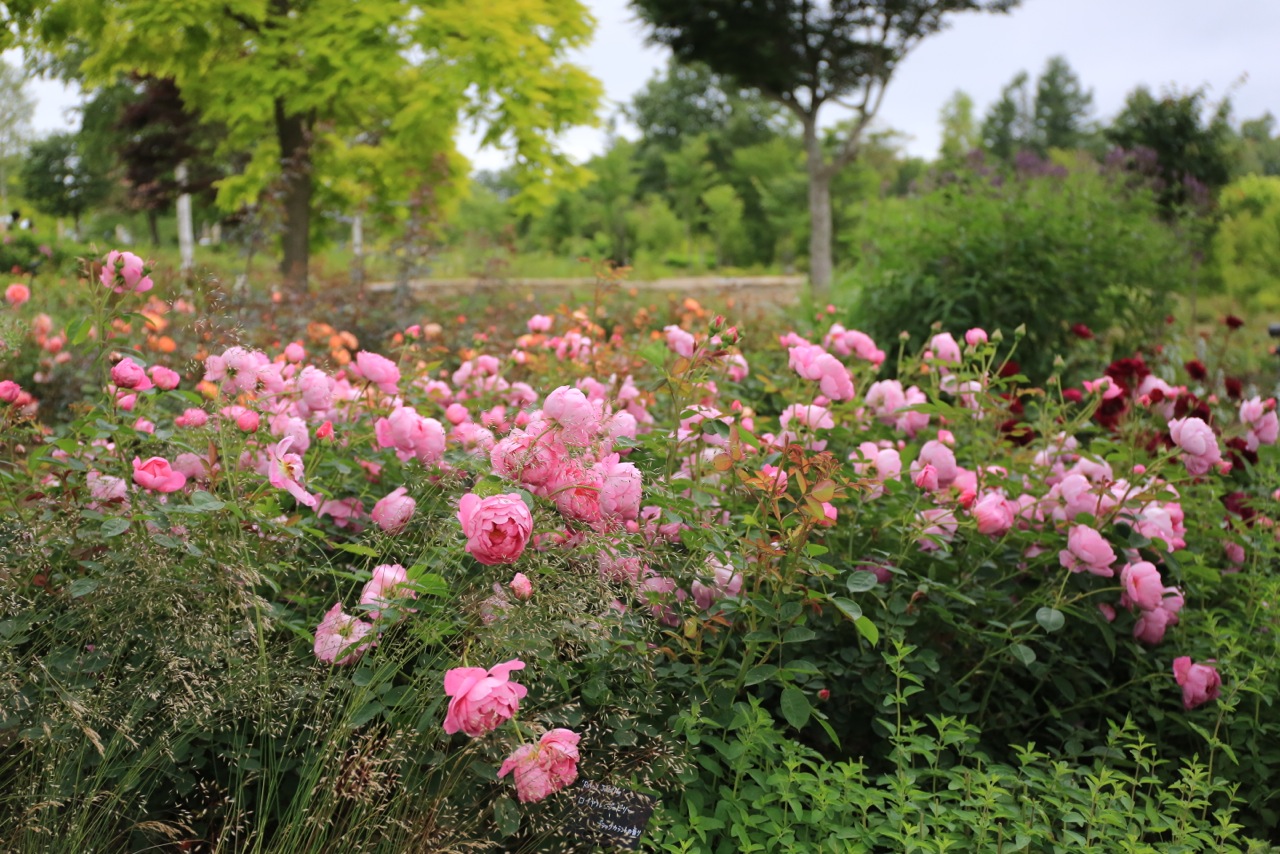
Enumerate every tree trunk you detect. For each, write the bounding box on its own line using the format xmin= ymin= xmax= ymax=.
xmin=275 ymin=99 xmax=313 ymax=296
xmin=804 ymin=118 xmax=834 ymax=299
xmin=176 ymin=162 xmax=195 ymax=274
xmin=147 ymin=209 xmax=161 ymax=246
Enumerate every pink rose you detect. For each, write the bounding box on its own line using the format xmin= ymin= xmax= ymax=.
xmin=1058 ymin=524 xmax=1117 ymax=577
xmin=929 ymin=332 xmax=962 ymax=364
xmin=972 ymin=492 xmax=1013 ymax=536
xmin=298 ymin=366 xmax=333 ymax=413
xmin=313 ymin=602 xmax=376 ymax=666
xmin=375 ymin=406 xmax=446 ymax=464
xmin=543 ymin=386 xmax=598 ymax=446
xmin=353 ymin=350 xmax=400 ymax=394
xmin=442 ymin=659 xmax=528 ymax=737
xmin=235 ymin=410 xmax=260 ymax=433
xmin=912 ymin=440 xmax=957 ymax=488
xmin=0 ymin=380 xmax=21 ymax=403
xmin=498 ymin=728 xmax=581 ymax=803
xmin=360 ymin=563 xmax=416 ymax=620
xmin=1120 ymin=561 xmax=1164 ymax=611
xmin=1172 ymin=656 xmax=1221 ymax=710
xmin=111 ymin=358 xmax=153 ymax=391
xmin=664 ymin=324 xmax=696 ymax=358
xmin=965 ymin=327 xmax=988 ymax=346
xmin=788 ymin=343 xmax=854 ymax=401
xmin=457 ymin=493 xmax=533 ymax=565
xmin=527 ymin=314 xmax=553 ymax=333
xmin=594 ymin=454 xmax=642 ymax=524
xmin=691 ymin=556 xmax=742 ymax=610
xmin=132 ymin=456 xmax=187 ymax=493
xmin=149 ymin=365 xmax=180 ymax=390
xmin=1168 ymin=417 xmax=1221 ymax=475
xmin=5 ymin=283 xmax=30 ymax=306
xmin=267 ymin=436 xmax=317 ymax=508
xmin=284 ymin=341 xmax=306 ymax=362
xmin=372 ymin=486 xmax=415 ymax=533
xmin=510 ymin=572 xmax=533 ymax=600
xmin=99 ymin=250 xmax=153 ymax=293
xmin=174 ymin=408 xmax=208 ymax=428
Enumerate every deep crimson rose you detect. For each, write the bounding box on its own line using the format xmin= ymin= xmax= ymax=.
xmin=1184 ymin=359 xmax=1208 ymax=381
xmin=1070 ymin=323 xmax=1094 ymax=340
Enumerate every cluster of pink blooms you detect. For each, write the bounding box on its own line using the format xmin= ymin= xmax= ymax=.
xmin=99 ymin=250 xmax=154 ymax=294
xmin=442 ymin=658 xmax=581 ymax=803
xmin=313 ymin=564 xmax=417 ymax=665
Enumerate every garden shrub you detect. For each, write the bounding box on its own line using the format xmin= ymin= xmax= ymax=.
xmin=1 ymin=251 xmax=1278 ymax=850
xmin=842 ymin=157 xmax=1188 ymax=381
xmin=1213 ymin=174 xmax=1280 ymax=310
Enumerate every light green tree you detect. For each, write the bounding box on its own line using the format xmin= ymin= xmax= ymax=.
xmin=0 ymin=60 xmax=35 ymax=208
xmin=1213 ymin=175 xmax=1280 ymax=309
xmin=662 ymin=134 xmax=714 ymax=263
xmin=938 ymin=90 xmax=979 ymax=165
xmin=701 ymin=184 xmax=744 ymax=267
xmin=631 ymin=195 xmax=684 ymax=260
xmin=9 ymin=0 xmax=600 ymax=293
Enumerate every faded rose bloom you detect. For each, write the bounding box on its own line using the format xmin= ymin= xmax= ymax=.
xmin=442 ymin=659 xmax=527 ymax=737
xmin=542 ymin=385 xmax=598 ymax=446
xmin=498 ymin=728 xmax=581 ymax=803
xmin=972 ymin=492 xmax=1014 ymax=536
xmin=1172 ymin=657 xmax=1221 ymax=710
xmin=313 ymin=602 xmax=376 ymax=666
xmin=457 ymin=493 xmax=533 ymax=565
xmin=664 ymin=324 xmax=696 ymax=358
xmin=268 ymin=436 xmax=318 ymax=508
xmin=360 ymin=563 xmax=416 ymax=620
xmin=788 ymin=343 xmax=855 ymax=401
xmin=372 ymin=486 xmax=415 ymax=533
xmin=691 ymin=556 xmax=743 ymax=610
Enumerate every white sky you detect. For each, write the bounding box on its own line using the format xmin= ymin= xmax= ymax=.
xmin=15 ymin=0 xmax=1280 ymax=167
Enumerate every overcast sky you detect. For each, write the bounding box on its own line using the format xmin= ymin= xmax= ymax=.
xmin=16 ymin=0 xmax=1280 ymax=167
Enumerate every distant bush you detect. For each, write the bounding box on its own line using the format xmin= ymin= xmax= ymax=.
xmin=1213 ymin=175 xmax=1280 ymax=310
xmin=0 ymin=231 xmax=67 ymax=277
xmin=842 ymin=158 xmax=1188 ymax=380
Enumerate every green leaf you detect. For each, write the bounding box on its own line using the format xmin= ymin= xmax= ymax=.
xmin=831 ymin=596 xmax=862 ymax=621
xmin=494 ymin=795 xmax=520 ymax=836
xmin=68 ymin=578 xmax=99 ymax=598
xmin=846 ymin=571 xmax=879 ymax=593
xmin=779 ymin=686 xmax=811 ymax=730
xmin=348 ymin=700 xmax=384 ymax=728
xmin=188 ymin=491 xmax=225 ymax=512
xmin=855 ymin=616 xmax=879 ymax=646
xmin=335 ymin=543 xmax=380 ymax=558
xmin=1010 ymin=644 xmax=1037 ymax=667
xmin=99 ymin=517 xmax=130 ymax=538
xmin=1036 ymin=607 xmax=1065 ymax=633
xmin=743 ymin=664 xmax=778 ymax=686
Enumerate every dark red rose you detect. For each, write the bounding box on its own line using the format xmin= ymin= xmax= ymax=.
xmin=1071 ymin=323 xmax=1094 ymax=340
xmin=1184 ymin=360 xmax=1207 ymax=381
xmin=1063 ymin=388 xmax=1083 ymax=404
xmin=1224 ymin=376 xmax=1243 ymax=400
xmin=1224 ymin=315 xmax=1244 ymax=330
xmin=1222 ymin=492 xmax=1257 ymax=524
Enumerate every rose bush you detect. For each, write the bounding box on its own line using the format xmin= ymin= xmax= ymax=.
xmin=0 ymin=252 xmax=1277 ymax=850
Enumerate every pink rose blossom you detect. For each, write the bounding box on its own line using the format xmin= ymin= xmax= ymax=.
xmin=1120 ymin=561 xmax=1164 ymax=611
xmin=359 ymin=563 xmax=416 ymax=620
xmin=965 ymin=328 xmax=988 ymax=346
xmin=235 ymin=410 xmax=260 ymax=433
xmin=5 ymin=282 xmax=30 ymax=306
xmin=372 ymin=487 xmax=415 ymax=533
xmin=149 ymin=365 xmax=180 ymax=390
xmin=443 ymin=659 xmax=528 ymax=737
xmin=457 ymin=492 xmax=534 ymax=564
xmin=99 ymin=250 xmax=153 ymax=293
xmin=111 ymin=358 xmax=153 ymax=391
xmin=0 ymin=380 xmax=21 ymax=403
xmin=132 ymin=456 xmax=187 ymax=493
xmin=498 ymin=728 xmax=581 ymax=803
xmin=972 ymin=492 xmax=1014 ymax=536
xmin=353 ymin=350 xmax=400 ymax=394
xmin=691 ymin=556 xmax=743 ymax=610
xmin=543 ymin=386 xmax=598 ymax=446
xmin=284 ymin=341 xmax=306 ymax=362
xmin=313 ymin=602 xmax=376 ymax=666
xmin=929 ymin=332 xmax=962 ymax=364
xmin=510 ymin=572 xmax=533 ymax=600
xmin=528 ymin=314 xmax=553 ymax=333
xmin=788 ymin=343 xmax=855 ymax=401
xmin=1168 ymin=417 xmax=1222 ymax=476
xmin=1172 ymin=657 xmax=1221 ymax=710
xmin=1058 ymin=525 xmax=1117 ymax=577
xmin=664 ymin=324 xmax=696 ymax=358
xmin=268 ymin=436 xmax=317 ymax=508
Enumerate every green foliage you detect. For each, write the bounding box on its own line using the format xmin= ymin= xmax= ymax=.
xmin=700 ymin=185 xmax=745 ymax=267
xmin=1213 ymin=175 xmax=1280 ymax=309
xmin=938 ymin=90 xmax=980 ymax=165
xmin=1106 ymin=86 xmax=1235 ymax=215
xmin=20 ymin=131 xmax=111 ymax=227
xmin=981 ymin=56 xmax=1095 ymax=160
xmin=843 ymin=162 xmax=1185 ymax=379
